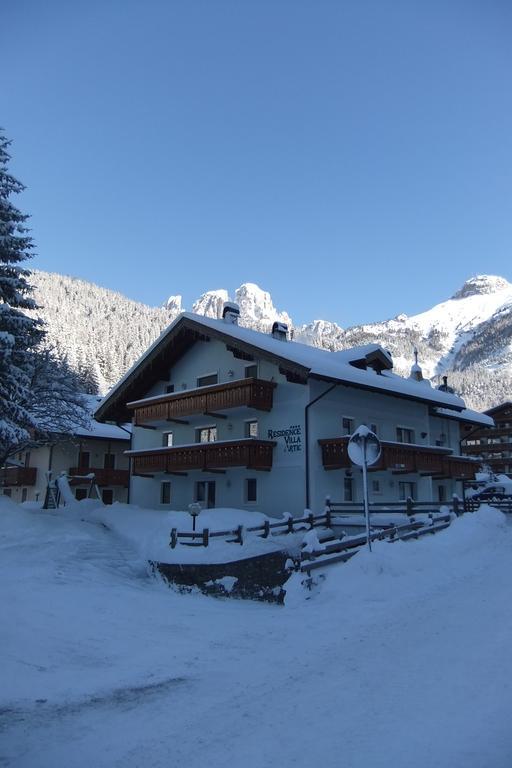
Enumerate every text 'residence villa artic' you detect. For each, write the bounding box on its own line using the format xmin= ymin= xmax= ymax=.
xmin=95 ymin=303 xmax=493 ymax=516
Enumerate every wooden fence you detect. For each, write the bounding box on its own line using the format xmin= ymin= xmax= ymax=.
xmin=167 ymin=495 xmax=510 ymax=577
xmin=170 ymin=509 xmax=332 ymax=549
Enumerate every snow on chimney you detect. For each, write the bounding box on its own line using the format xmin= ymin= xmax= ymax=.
xmin=271 ymin=321 xmax=288 ymax=341
xmin=222 ymin=301 xmax=240 ymax=325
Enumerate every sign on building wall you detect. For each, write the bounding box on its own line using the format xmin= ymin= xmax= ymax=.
xmin=267 ymin=424 xmax=303 ymax=465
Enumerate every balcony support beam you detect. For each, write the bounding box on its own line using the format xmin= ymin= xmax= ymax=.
xmin=202 ymin=468 xmax=226 ymax=474
xmin=166 ymin=471 xmax=188 ymax=476
xmin=204 ymin=411 xmax=227 ymax=419
xmin=167 ymin=418 xmax=189 ymax=425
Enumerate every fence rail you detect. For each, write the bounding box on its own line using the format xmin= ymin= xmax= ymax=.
xmin=170 ymin=509 xmax=332 ymax=548
xmin=325 ymin=496 xmax=465 ymax=516
xmin=167 ymin=495 xmax=511 ymax=571
xmin=299 ymin=512 xmax=452 ymax=573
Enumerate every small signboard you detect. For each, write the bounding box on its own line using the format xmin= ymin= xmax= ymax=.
xmin=348 ymin=427 xmax=381 ymax=467
xmin=348 ymin=426 xmax=381 ymax=552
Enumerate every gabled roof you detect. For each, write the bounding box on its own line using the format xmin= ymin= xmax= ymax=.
xmin=95 ymin=312 xmax=470 ymax=423
xmin=485 ymin=401 xmax=512 ymax=417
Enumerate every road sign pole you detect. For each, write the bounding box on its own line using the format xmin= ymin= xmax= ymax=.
xmin=348 ymin=426 xmax=380 ymax=555
xmin=361 ymin=437 xmax=372 ymax=552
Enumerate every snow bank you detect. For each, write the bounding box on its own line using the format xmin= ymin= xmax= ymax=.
xmin=285 ymin=504 xmax=509 ymax=607
xmin=81 ymin=503 xmax=293 ymax=564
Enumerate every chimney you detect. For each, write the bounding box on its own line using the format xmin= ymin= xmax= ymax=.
xmin=437 ymin=375 xmax=455 ymax=394
xmin=271 ymin=321 xmax=288 ymax=341
xmin=222 ymin=301 xmax=240 ymax=325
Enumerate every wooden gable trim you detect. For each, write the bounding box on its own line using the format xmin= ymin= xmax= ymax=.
xmin=96 ymin=316 xmax=310 ymax=423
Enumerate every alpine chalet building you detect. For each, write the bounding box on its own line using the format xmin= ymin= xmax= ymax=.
xmin=95 ymin=305 xmax=492 ymax=516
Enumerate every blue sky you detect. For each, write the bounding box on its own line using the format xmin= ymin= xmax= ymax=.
xmin=3 ymin=0 xmax=512 ymax=326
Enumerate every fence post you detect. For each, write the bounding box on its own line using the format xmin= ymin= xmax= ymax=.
xmin=406 ymin=497 xmax=414 ymax=517
xmin=170 ymin=528 xmax=178 ymax=548
xmin=236 ymin=525 xmax=245 ymax=545
xmin=202 ymin=528 xmax=209 ymax=547
xmin=262 ymin=519 xmax=270 ymax=538
xmin=307 ymin=512 xmax=314 ymax=529
xmin=452 ymin=496 xmax=460 ymax=517
xmin=325 ymin=506 xmax=332 ymax=529
xmin=288 ymin=516 xmax=295 ymax=533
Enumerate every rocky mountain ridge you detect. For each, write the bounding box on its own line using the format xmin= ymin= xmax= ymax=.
xmin=29 ymin=271 xmax=512 ymax=411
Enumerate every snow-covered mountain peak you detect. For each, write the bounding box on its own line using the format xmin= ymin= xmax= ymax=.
xmin=452 ymin=275 xmax=511 ymax=300
xmin=234 ymin=283 xmax=292 ymax=329
xmin=191 ymin=289 xmax=230 ymax=318
xmin=163 ymin=295 xmax=182 ymax=314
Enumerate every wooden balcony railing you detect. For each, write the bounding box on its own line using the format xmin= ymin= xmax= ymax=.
xmin=0 ymin=466 xmax=37 ymax=487
xmin=318 ymin=437 xmax=477 ymax=479
xmin=442 ymin=457 xmax=479 ymax=480
xmin=68 ymin=468 xmax=130 ymax=487
xmin=129 ymin=439 xmax=276 ymax=475
xmin=128 ymin=378 xmax=276 ymax=426
xmin=462 ymin=442 xmax=512 ymax=455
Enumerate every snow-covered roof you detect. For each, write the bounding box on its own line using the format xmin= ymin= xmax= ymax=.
xmin=68 ymin=395 xmax=131 ymax=441
xmin=432 ymin=407 xmax=495 ymax=428
xmin=95 ymin=312 xmax=483 ymax=422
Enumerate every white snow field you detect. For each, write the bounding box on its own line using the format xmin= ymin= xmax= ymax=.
xmin=2 ymin=497 xmax=512 ymax=768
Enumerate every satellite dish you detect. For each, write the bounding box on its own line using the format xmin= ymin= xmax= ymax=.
xmin=348 ymin=426 xmax=381 ymax=467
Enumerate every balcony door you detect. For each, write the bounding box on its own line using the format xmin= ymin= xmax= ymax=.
xmin=196 ymin=480 xmax=216 ymax=508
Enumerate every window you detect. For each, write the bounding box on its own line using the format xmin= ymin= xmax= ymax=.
xmin=342 ymin=417 xmax=354 ymax=436
xmin=245 ymin=364 xmax=258 ymax=379
xmin=438 ymin=485 xmax=446 ymax=503
xmin=196 ymin=426 xmax=217 ymax=443
xmin=197 ymin=373 xmax=218 ymax=387
xmin=245 ymin=420 xmax=258 ymax=438
xmin=78 ymin=451 xmax=90 ymax=469
xmin=195 ymin=481 xmax=216 ymax=508
xmin=245 ymin=478 xmax=257 ymax=503
xmin=102 ymin=489 xmax=114 ymax=505
xmin=104 ymin=453 xmax=115 ymax=469
xmin=399 ymin=481 xmax=416 ymax=500
xmin=21 ymin=488 xmax=28 ymax=503
xmin=396 ymin=427 xmax=415 ymax=444
xmin=344 ymin=477 xmax=353 ymax=501
xmin=3 ymin=488 xmax=12 ymax=497
xmin=163 ymin=431 xmax=174 ymax=447
xmin=75 ymin=488 xmax=88 ymax=501
xmin=371 ymin=480 xmax=381 ymax=494
xmin=24 ymin=452 xmax=31 ymax=468
xmin=165 ymin=384 xmax=175 ymax=394
xmin=160 ymin=482 xmax=171 ymax=504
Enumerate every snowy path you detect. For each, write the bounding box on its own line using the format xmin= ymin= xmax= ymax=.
xmin=1 ymin=502 xmax=512 ymax=767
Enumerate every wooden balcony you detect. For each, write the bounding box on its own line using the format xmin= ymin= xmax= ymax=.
xmin=0 ymin=466 xmax=37 ymax=487
xmin=129 ymin=439 xmax=277 ymax=475
xmin=68 ymin=468 xmax=130 ymax=487
xmin=442 ymin=457 xmax=479 ymax=480
xmin=318 ymin=437 xmax=477 ymax=479
xmin=128 ymin=377 xmax=276 ymax=426
xmin=462 ymin=442 xmax=511 ymax=455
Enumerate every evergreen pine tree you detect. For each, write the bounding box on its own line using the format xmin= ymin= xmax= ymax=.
xmin=0 ymin=131 xmax=44 ymax=464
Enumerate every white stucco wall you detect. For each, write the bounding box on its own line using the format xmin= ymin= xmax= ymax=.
xmin=127 ymin=337 xmax=472 ymax=516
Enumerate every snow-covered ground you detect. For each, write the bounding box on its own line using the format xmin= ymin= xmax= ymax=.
xmin=2 ymin=497 xmax=512 ymax=767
